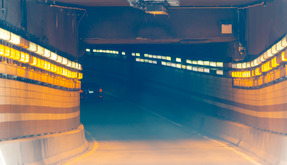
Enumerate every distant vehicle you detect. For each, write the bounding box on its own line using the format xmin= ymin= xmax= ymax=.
xmin=80 ymin=83 xmax=103 ymax=102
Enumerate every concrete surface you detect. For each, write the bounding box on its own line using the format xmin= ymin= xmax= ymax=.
xmin=67 ymin=93 xmax=261 ymax=165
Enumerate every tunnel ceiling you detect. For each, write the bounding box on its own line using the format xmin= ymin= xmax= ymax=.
xmin=53 ymin=0 xmax=260 ymax=7
xmin=52 ymin=0 xmax=266 ymax=46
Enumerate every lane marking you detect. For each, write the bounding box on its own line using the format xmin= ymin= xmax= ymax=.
xmin=202 ymin=135 xmax=261 ymax=165
xmin=147 ymin=110 xmax=183 ymax=127
xmin=103 ymin=91 xmax=262 ymax=164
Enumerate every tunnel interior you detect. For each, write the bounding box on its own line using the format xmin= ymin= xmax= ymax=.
xmin=0 ymin=0 xmax=286 ymax=165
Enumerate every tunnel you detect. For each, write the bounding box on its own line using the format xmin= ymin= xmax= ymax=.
xmin=0 ymin=0 xmax=286 ymax=165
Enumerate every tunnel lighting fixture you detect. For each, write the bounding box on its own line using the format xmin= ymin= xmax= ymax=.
xmin=43 ymin=49 xmax=51 ymax=58
xmin=136 ymin=58 xmax=140 ymax=62
xmin=162 ymin=61 xmax=167 ymax=65
xmin=36 ymin=46 xmax=45 ymax=56
xmin=152 ymin=61 xmax=157 ymax=64
xmin=260 ymin=55 xmax=265 ymax=62
xmin=86 ymin=49 xmax=90 ymax=52
xmin=144 ymin=59 xmax=148 ymax=62
xmin=242 ymin=63 xmax=246 ymax=68
xmin=271 ymin=45 xmax=279 ymax=55
xmin=9 ymin=33 xmax=21 ymax=45
xmin=192 ymin=61 xmax=198 ymax=65
xmin=0 ymin=28 xmax=11 ymax=40
xmin=186 ymin=59 xmax=192 ymax=64
xmin=140 ymin=59 xmax=144 ymax=62
xmin=237 ymin=63 xmax=242 ymax=69
xmin=198 ymin=67 xmax=204 ymax=72
xmin=176 ymin=64 xmax=181 ymax=68
xmin=0 ymin=28 xmax=82 ymax=71
xmin=56 ymin=56 xmax=63 ymax=63
xmin=132 ymin=53 xmax=135 ymax=56
xmin=246 ymin=62 xmax=251 ymax=68
xmin=157 ymin=55 xmax=162 ymax=59
xmin=181 ymin=65 xmax=186 ymax=69
xmin=166 ymin=62 xmax=171 ymax=66
xmin=204 ymin=68 xmax=210 ymax=73
xmin=62 ymin=58 xmax=68 ymax=65
xmin=176 ymin=58 xmax=181 ymax=63
xmin=203 ymin=61 xmax=209 ymax=66
xmin=144 ymin=54 xmax=148 ymax=57
xmin=216 ymin=70 xmax=224 ymax=75
xmin=263 ymin=52 xmax=268 ymax=60
xmin=162 ymin=56 xmax=167 ymax=60
xmin=166 ymin=56 xmax=171 ymax=61
xmin=187 ymin=65 xmax=192 ymax=70
xmin=67 ymin=61 xmax=72 ymax=67
xmin=152 ymin=55 xmax=157 ymax=58
xmin=50 ymin=52 xmax=58 ymax=61
xmin=193 ymin=67 xmax=198 ymax=71
xmin=210 ymin=62 xmax=216 ymax=67
xmin=28 ymin=42 xmax=37 ymax=52
xmin=122 ymin=52 xmax=126 ymax=55
xmin=198 ymin=60 xmax=203 ymax=65
xmin=171 ymin=63 xmax=176 ymax=67
xmin=267 ymin=49 xmax=273 ymax=58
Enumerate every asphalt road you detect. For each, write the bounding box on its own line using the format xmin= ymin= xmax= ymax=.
xmin=68 ymin=92 xmax=258 ymax=165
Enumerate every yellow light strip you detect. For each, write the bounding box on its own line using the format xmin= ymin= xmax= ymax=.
xmin=232 ymin=35 xmax=287 ymax=69
xmin=0 ymin=28 xmax=82 ymax=70
xmin=0 ymin=44 xmax=82 ymax=80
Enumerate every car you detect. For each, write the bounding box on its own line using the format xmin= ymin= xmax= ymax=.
xmin=80 ymin=83 xmax=103 ymax=102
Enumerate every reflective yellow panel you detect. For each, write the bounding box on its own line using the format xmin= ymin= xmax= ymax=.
xmin=24 ymin=53 xmax=29 ymax=63
xmin=4 ymin=46 xmax=10 ymax=57
xmin=255 ymin=68 xmax=261 ymax=76
xmin=10 ymin=48 xmax=15 ymax=59
xmin=262 ymin=61 xmax=272 ymax=72
xmin=271 ymin=57 xmax=279 ymax=68
xmin=30 ymin=57 xmax=37 ymax=66
xmin=282 ymin=51 xmax=287 ymax=61
xmin=0 ymin=44 xmax=4 ymax=55
xmin=15 ymin=50 xmax=20 ymax=61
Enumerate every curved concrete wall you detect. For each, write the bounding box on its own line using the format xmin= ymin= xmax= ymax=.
xmin=0 ymin=124 xmax=88 ymax=165
xmin=0 ymin=78 xmax=80 ymax=140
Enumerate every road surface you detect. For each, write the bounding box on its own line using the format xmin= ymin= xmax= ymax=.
xmin=67 ymin=92 xmax=260 ymax=165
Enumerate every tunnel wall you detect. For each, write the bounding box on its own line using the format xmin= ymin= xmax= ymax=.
xmin=81 ymin=7 xmax=237 ymax=44
xmin=0 ymin=78 xmax=80 ymax=140
xmin=247 ymin=0 xmax=287 ymax=55
xmin=84 ymin=55 xmax=287 ymax=133
xmin=0 ymin=0 xmax=79 ymax=57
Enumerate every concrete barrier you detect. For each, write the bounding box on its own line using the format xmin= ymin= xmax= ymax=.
xmin=0 ymin=124 xmax=88 ymax=165
xmin=187 ymin=113 xmax=287 ymax=165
